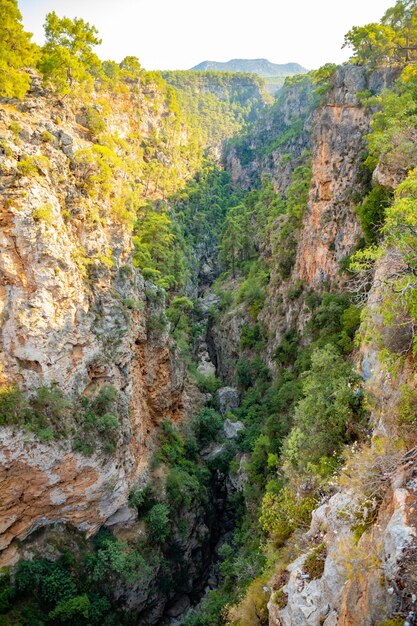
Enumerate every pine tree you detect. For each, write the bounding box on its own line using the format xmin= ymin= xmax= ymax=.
xmin=0 ymin=0 xmax=38 ymax=99
xmin=38 ymin=12 xmax=102 ymax=92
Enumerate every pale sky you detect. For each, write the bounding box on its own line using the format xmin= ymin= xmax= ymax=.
xmin=19 ymin=0 xmax=394 ymax=71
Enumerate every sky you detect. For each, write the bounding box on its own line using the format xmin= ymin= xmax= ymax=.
xmin=19 ymin=0 xmax=394 ymax=71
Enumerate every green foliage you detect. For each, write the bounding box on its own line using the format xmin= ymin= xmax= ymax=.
xmin=275 ymin=163 xmax=312 ymax=279
xmin=283 ymin=345 xmax=364 ymax=469
xmin=236 ymin=262 xmax=269 ymax=320
xmin=192 ymin=369 xmax=223 ymax=394
xmin=163 ymin=70 xmax=265 ymax=149
xmin=0 ymin=0 xmax=38 ymax=98
xmin=303 ymin=543 xmax=327 ymax=579
xmin=191 ymin=408 xmax=223 ymax=447
xmin=146 ymin=503 xmax=170 ymax=542
xmin=133 ymin=205 xmax=186 ymax=290
xmin=366 ymin=80 xmax=417 ymax=177
xmin=344 ymin=1 xmax=417 ymax=66
xmin=84 ymin=106 xmax=106 ymax=138
xmin=166 ymin=466 xmax=205 ymax=508
xmin=240 ymin=322 xmax=265 ymax=352
xmin=39 ymin=12 xmax=102 ymax=93
xmin=17 ymin=156 xmax=39 ymax=177
xmin=73 ymin=385 xmax=120 ymax=455
xmin=32 ymin=204 xmax=55 ymax=224
xmin=183 ymin=589 xmax=233 ymax=626
xmin=312 ymin=63 xmax=338 ymax=97
xmin=352 ymin=168 xmax=417 ymax=349
xmin=260 ymin=485 xmax=317 ymax=545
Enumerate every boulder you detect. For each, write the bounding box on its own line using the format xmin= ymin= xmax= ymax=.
xmin=224 ymin=418 xmax=244 ymax=439
xmin=217 ymin=387 xmax=239 ymax=414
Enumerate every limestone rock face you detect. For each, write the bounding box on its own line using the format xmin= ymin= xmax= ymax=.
xmin=294 ymin=66 xmax=396 ymax=288
xmin=0 ymin=79 xmax=202 ymax=566
xmin=268 ymin=469 xmax=417 ymax=626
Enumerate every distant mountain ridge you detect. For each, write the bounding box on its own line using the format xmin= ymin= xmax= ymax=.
xmin=191 ymin=58 xmax=308 ymax=77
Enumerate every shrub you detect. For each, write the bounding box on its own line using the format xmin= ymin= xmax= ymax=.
xmin=158 ymin=419 xmax=186 ymax=465
xmin=260 ymin=485 xmax=317 ymax=545
xmin=356 ymin=185 xmax=393 ymax=244
xmin=272 ymin=588 xmax=288 ymax=609
xmin=95 ymin=412 xmax=119 ymax=437
xmin=236 ymin=357 xmax=270 ymax=389
xmin=303 ymin=543 xmax=327 ymax=579
xmin=84 ymin=106 xmax=106 ymax=137
xmin=240 ymin=322 xmax=264 ymax=351
xmin=146 ymin=503 xmax=170 ymax=542
xmin=283 ymin=345 xmax=363 ymax=469
xmin=193 ymin=370 xmax=222 ymax=394
xmin=191 ymin=408 xmax=223 ymax=447
xmin=227 ymin=576 xmax=269 ymax=625
xmin=0 ymin=572 xmax=15 ymax=612
xmin=49 ymin=593 xmax=91 ymax=622
xmin=147 ymin=313 xmax=167 ymax=335
xmin=166 ymin=467 xmax=205 ymax=508
xmin=183 ymin=589 xmax=232 ymax=626
xmin=17 ymin=156 xmax=38 ymax=177
xmin=40 ymin=130 xmax=55 ymax=143
xmin=32 ymin=204 xmax=54 ymax=224
xmin=0 ymin=385 xmax=28 ymax=425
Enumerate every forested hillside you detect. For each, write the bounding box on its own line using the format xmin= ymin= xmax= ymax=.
xmin=1 ymin=1 xmax=417 ymax=625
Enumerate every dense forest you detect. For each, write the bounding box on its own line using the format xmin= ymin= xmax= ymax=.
xmin=1 ymin=0 xmax=417 ymax=625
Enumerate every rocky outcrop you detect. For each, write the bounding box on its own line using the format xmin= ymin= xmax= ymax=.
xmin=0 ymin=77 xmax=202 ymax=566
xmin=294 ymin=66 xmax=397 ymax=288
xmin=268 ymin=463 xmax=417 ymax=626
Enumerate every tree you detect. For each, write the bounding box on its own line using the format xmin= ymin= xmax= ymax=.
xmin=146 ymin=503 xmax=170 ymax=542
xmin=38 ymin=12 xmax=102 ymax=92
xmin=0 ymin=0 xmax=38 ymax=98
xmin=219 ymin=205 xmax=254 ymax=278
xmin=166 ymin=296 xmax=194 ymax=331
xmin=344 ymin=1 xmax=417 ymax=65
xmin=119 ymin=56 xmax=142 ymax=81
xmin=283 ymin=345 xmax=363 ymax=469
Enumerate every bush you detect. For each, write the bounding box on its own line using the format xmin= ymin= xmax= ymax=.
xmin=191 ymin=408 xmax=223 ymax=447
xmin=227 ymin=576 xmax=269 ymax=625
xmin=84 ymin=106 xmax=106 ymax=138
xmin=193 ymin=370 xmax=222 ymax=394
xmin=183 ymin=590 xmax=232 ymax=626
xmin=260 ymin=486 xmax=317 ymax=545
xmin=41 ymin=130 xmax=55 ymax=143
xmin=17 ymin=156 xmax=38 ymax=177
xmin=0 ymin=385 xmax=28 ymax=425
xmin=303 ymin=543 xmax=327 ymax=579
xmin=32 ymin=204 xmax=55 ymax=224
xmin=283 ymin=345 xmax=363 ymax=469
xmin=356 ymin=185 xmax=393 ymax=243
xmin=236 ymin=357 xmax=270 ymax=389
xmin=146 ymin=503 xmax=170 ymax=542
xmin=166 ymin=467 xmax=204 ymax=508
xmin=240 ymin=322 xmax=264 ymax=351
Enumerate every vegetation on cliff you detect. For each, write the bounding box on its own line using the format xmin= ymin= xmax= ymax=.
xmin=1 ymin=0 xmax=417 ymax=625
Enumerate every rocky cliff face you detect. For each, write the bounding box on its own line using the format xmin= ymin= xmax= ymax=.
xmin=207 ymin=64 xmax=417 ymax=624
xmin=262 ymin=68 xmax=417 ymax=626
xmin=260 ymin=66 xmax=397 ymax=362
xmin=0 ymin=76 xmax=201 ymax=567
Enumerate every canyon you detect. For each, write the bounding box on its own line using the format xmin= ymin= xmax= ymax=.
xmin=1 ymin=4 xmax=417 ymax=625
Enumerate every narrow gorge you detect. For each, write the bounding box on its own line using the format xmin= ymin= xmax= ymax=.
xmin=1 ymin=1 xmax=417 ymax=625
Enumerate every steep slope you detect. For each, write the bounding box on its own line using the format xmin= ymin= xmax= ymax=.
xmin=0 ymin=71 xmax=202 ymax=568
xmin=2 ymin=2 xmax=417 ymax=625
